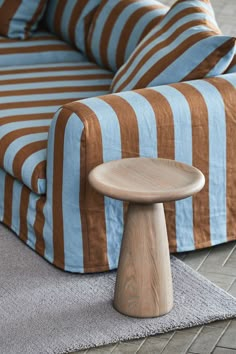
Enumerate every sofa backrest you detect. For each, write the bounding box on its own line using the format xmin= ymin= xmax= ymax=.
xmin=86 ymin=0 xmax=169 ymax=72
xmin=43 ymin=0 xmax=101 ymax=54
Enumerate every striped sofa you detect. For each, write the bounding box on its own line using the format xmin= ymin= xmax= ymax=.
xmin=0 ymin=0 xmax=236 ymax=273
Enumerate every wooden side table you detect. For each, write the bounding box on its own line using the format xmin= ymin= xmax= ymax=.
xmin=89 ymin=158 xmax=205 ymax=318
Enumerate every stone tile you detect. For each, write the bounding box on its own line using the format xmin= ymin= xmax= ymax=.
xmin=198 ymin=271 xmax=235 ymax=291
xmin=180 ymin=249 xmax=210 ymax=270
xmin=189 ymin=326 xmax=225 ymax=354
xmin=83 ymin=345 xmax=116 ymax=354
xmin=198 ymin=243 xmax=236 ymax=277
xmin=112 ymin=339 xmax=145 ymax=353
xmin=160 ymin=328 xmax=201 ymax=354
xmin=152 ymin=332 xmax=174 ymax=340
xmin=223 ymin=247 xmax=236 ymax=270
xmin=229 ymin=280 xmax=236 ymax=298
xmin=217 ymin=320 xmax=236 ymax=350
xmin=123 ymin=339 xmax=145 ymax=346
xmin=205 ymin=320 xmax=230 ymax=330
xmin=138 ymin=337 xmax=169 ymax=353
xmin=212 ymin=348 xmax=236 ymax=354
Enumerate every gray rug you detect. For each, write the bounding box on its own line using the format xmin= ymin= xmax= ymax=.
xmin=1 ymin=225 xmax=236 ymax=354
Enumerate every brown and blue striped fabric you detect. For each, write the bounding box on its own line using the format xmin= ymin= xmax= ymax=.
xmin=111 ymin=0 xmax=236 ymax=92
xmin=1 ymin=73 xmax=235 ymax=273
xmin=0 ymin=31 xmax=87 ymax=67
xmin=87 ymin=0 xmax=169 ymax=72
xmin=0 ymin=0 xmax=47 ymax=39
xmin=226 ymin=53 xmax=236 ymax=73
xmin=0 ymin=62 xmax=113 ymax=195
xmin=44 ymin=0 xmax=101 ymax=54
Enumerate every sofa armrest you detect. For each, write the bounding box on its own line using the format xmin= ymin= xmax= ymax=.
xmin=46 ymin=73 xmax=236 ymax=272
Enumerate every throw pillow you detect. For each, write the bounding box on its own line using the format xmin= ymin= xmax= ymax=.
xmin=44 ymin=0 xmax=101 ymax=54
xmin=225 ymin=53 xmax=236 ymax=73
xmin=0 ymin=0 xmax=48 ymax=39
xmin=87 ymin=0 xmax=169 ymax=72
xmin=111 ymin=0 xmax=236 ymax=92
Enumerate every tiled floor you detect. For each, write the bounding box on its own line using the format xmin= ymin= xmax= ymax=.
xmin=75 ymin=1 xmax=236 ymax=353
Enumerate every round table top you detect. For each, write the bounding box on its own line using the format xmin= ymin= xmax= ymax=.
xmin=89 ymin=158 xmax=205 ymax=204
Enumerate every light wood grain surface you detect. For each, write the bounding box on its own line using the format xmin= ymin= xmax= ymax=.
xmin=89 ymin=158 xmax=205 ymax=203
xmin=114 ymin=202 xmax=173 ymax=318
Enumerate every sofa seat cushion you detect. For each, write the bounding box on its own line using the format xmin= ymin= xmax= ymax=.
xmin=0 ymin=62 xmax=113 ymax=195
xmin=0 ymin=30 xmax=87 ymax=67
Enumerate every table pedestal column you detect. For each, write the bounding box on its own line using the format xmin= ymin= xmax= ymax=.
xmin=114 ymin=202 xmax=173 ymax=318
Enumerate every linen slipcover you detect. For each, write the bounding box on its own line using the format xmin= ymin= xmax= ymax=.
xmin=0 ymin=62 xmax=113 ymax=194
xmin=0 ymin=0 xmax=47 ymax=39
xmin=1 ymin=74 xmax=235 ymax=273
xmin=226 ymin=54 xmax=236 ymax=73
xmin=0 ymin=31 xmax=87 ymax=67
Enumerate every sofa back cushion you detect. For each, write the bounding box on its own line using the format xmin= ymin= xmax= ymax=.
xmin=111 ymin=0 xmax=236 ymax=92
xmin=87 ymin=0 xmax=169 ymax=72
xmin=44 ymin=0 xmax=101 ymax=54
xmin=0 ymin=0 xmax=47 ymax=39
